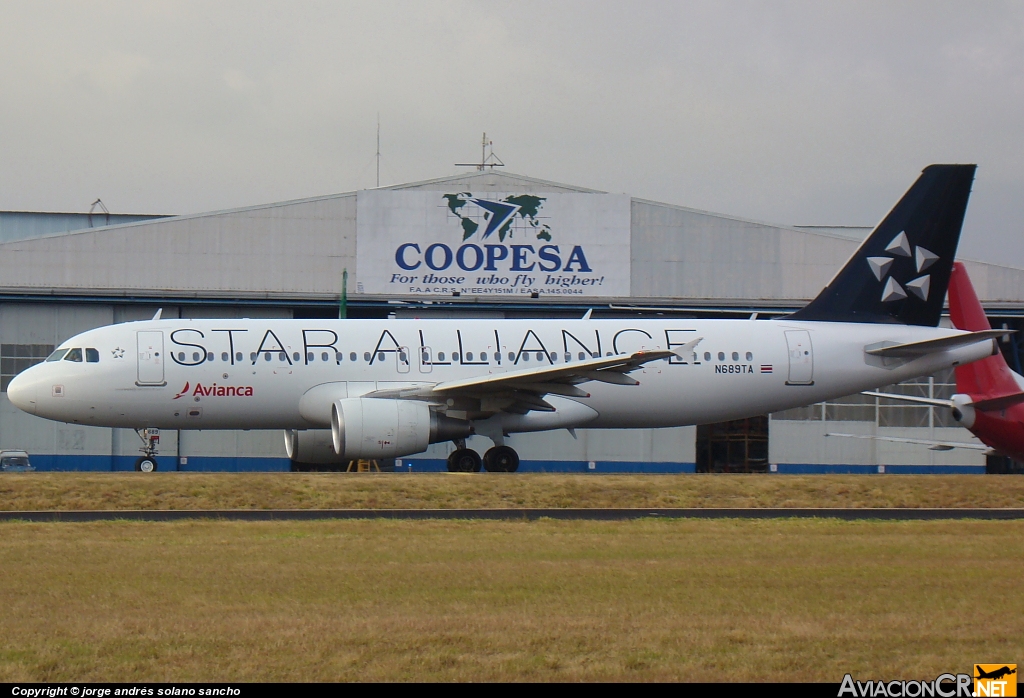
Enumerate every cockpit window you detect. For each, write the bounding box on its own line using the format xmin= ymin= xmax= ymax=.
xmin=63 ymin=348 xmax=83 ymax=362
xmin=85 ymin=348 xmax=99 ymax=363
xmin=46 ymin=349 xmax=70 ymax=362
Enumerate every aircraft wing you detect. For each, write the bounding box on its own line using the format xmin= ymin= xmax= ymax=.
xmin=864 ymin=329 xmax=1009 ymax=358
xmin=366 ymin=340 xmax=699 ymax=414
xmin=826 ymin=432 xmax=991 ymax=452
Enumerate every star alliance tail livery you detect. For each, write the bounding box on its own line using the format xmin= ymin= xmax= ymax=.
xmin=8 ymin=165 xmax=1002 ymax=472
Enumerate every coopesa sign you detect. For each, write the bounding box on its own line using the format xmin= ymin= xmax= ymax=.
xmin=356 ymin=190 xmax=630 ymax=297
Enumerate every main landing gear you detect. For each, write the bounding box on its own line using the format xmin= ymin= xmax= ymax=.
xmin=446 ymin=440 xmax=520 ymax=473
xmin=134 ymin=428 xmax=160 ymax=473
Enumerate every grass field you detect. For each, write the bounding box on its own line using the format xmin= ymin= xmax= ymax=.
xmin=0 ymin=518 xmax=1021 ymax=682
xmin=1 ymin=472 xmax=1023 ymax=511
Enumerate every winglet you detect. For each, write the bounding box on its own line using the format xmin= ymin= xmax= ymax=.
xmin=152 ymin=308 xmax=163 ymax=321
xmin=582 ymin=309 xmax=593 ymax=320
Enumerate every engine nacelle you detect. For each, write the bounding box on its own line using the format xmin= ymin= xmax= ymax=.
xmin=331 ymin=398 xmax=472 ymax=459
xmin=950 ymin=393 xmax=976 ymax=429
xmin=284 ymin=429 xmax=343 ymax=464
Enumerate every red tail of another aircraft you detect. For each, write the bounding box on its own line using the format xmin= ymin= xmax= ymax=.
xmin=948 ymin=262 xmax=1018 ymax=397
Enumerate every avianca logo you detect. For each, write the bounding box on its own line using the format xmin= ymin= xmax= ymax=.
xmin=173 ymin=382 xmax=254 ymax=399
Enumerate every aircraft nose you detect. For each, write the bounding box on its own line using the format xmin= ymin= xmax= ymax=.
xmin=7 ymin=371 xmax=38 ymax=415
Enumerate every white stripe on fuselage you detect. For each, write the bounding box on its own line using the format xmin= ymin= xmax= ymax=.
xmin=11 ymin=318 xmax=993 ymax=431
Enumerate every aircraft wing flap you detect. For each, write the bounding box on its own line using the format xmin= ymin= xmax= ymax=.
xmin=430 ymin=349 xmax=678 ymax=394
xmin=864 ymin=330 xmax=1009 ymax=358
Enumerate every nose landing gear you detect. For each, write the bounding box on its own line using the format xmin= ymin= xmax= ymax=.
xmin=134 ymin=428 xmax=160 ymax=472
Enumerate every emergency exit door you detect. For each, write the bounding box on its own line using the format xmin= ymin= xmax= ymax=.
xmin=137 ymin=331 xmax=165 ymax=386
xmin=785 ymin=330 xmax=814 ymax=385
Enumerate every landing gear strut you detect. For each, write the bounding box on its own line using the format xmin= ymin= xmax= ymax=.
xmin=134 ymin=428 xmax=160 ymax=472
xmin=483 ymin=446 xmax=520 ymax=472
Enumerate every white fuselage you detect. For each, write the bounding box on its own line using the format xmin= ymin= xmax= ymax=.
xmin=8 ymin=317 xmax=994 ymax=435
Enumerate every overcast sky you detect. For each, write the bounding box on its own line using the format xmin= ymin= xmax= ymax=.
xmin=1 ymin=1 xmax=1022 ymax=266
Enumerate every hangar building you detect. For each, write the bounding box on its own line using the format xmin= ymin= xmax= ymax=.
xmin=2 ymin=170 xmax=1023 ymax=473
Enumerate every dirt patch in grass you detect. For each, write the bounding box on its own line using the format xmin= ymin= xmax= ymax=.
xmin=0 ymin=473 xmax=1022 ymax=511
xmin=0 ymin=518 xmax=1019 ymax=681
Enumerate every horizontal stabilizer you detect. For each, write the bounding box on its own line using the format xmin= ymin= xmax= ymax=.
xmin=826 ymin=432 xmax=989 ymax=452
xmin=864 ymin=330 xmax=1008 ymax=358
xmin=971 ymin=391 xmax=1024 ymax=412
xmin=862 ymin=391 xmax=952 ymax=408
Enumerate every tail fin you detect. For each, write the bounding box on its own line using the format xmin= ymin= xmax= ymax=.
xmin=789 ymin=164 xmax=976 ymax=326
xmin=948 ymin=262 xmax=1019 ymax=396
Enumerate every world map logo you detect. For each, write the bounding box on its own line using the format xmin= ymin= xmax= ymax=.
xmin=442 ymin=193 xmax=553 ymax=242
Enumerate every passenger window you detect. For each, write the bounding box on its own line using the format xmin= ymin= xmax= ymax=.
xmin=235 ymin=352 xmax=242 ymax=362
xmin=292 ymin=352 xmax=300 ymax=362
xmin=207 ymin=352 xmax=214 ymax=362
xmin=565 ymin=353 xmax=571 ymax=362
xmin=466 ymin=352 xmax=473 ymax=361
xmin=452 ymin=353 xmax=460 ymax=362
xmin=718 ymin=352 xmax=725 ymax=361
xmin=321 ymin=352 xmax=328 ymax=362
xmin=336 ymin=352 xmax=343 ymax=364
xmin=536 ymin=352 xmax=544 ymax=361
xmin=279 ymin=352 xmax=287 ymax=361
xmin=349 ymin=352 xmax=356 ymax=362
xmin=250 ymin=352 xmax=256 ymax=362
xmin=494 ymin=352 xmax=500 ymax=361
xmin=64 ymin=348 xmax=83 ymax=362
xmin=437 ymin=352 xmax=445 ymax=361
xmin=264 ymin=353 xmax=272 ymax=362
xmin=579 ymin=352 xmax=586 ymax=360
xmin=704 ymin=352 xmax=711 ymax=361
xmin=523 ymin=353 xmax=530 ymax=362
xmin=732 ymin=352 xmax=739 ymax=361
xmin=377 ymin=352 xmax=385 ymax=361
xmin=46 ymin=349 xmax=70 ymax=362
xmin=221 ymin=352 xmax=229 ymax=362
xmin=363 ymin=352 xmax=371 ymax=362
xmin=508 ymin=352 xmax=515 ymax=361
xmin=85 ymin=348 xmax=99 ymax=363
xmin=746 ymin=352 xmax=753 ymax=361
xmin=399 ymin=351 xmax=408 ymax=363
xmin=307 ymin=353 xmax=314 ymax=362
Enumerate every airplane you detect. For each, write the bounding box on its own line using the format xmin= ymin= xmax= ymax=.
xmin=829 ymin=261 xmax=1024 ymax=464
xmin=7 ymin=164 xmax=1006 ymax=473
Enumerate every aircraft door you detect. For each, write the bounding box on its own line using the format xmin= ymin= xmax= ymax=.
xmin=397 ymin=346 xmax=411 ymax=374
xmin=418 ymin=346 xmax=433 ymax=374
xmin=137 ymin=331 xmax=166 ymax=386
xmin=785 ymin=330 xmax=814 ymax=385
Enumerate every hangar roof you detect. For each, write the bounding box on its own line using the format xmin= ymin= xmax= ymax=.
xmin=0 ymin=170 xmax=1021 ymax=308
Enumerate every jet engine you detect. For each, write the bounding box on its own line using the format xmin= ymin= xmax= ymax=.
xmin=284 ymin=428 xmax=343 ymax=464
xmin=950 ymin=393 xmax=976 ymax=429
xmin=331 ymin=398 xmax=472 ymax=459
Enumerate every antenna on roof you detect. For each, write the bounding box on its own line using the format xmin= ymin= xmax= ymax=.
xmin=88 ymin=198 xmax=110 ymax=228
xmin=455 ymin=132 xmax=505 ymax=171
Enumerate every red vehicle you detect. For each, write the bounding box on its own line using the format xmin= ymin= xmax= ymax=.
xmin=833 ymin=262 xmax=1024 ymax=470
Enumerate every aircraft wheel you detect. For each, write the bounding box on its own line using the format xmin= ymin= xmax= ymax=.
xmin=447 ymin=448 xmax=481 ymax=472
xmin=135 ymin=456 xmax=158 ymax=473
xmin=483 ymin=446 xmax=520 ymax=473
